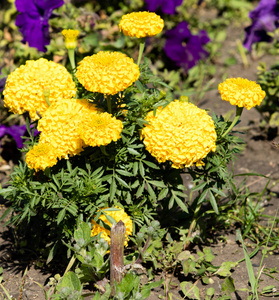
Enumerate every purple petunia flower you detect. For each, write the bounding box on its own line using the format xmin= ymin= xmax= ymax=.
xmin=243 ymin=0 xmax=279 ymax=51
xmin=0 ymin=77 xmax=7 ymax=93
xmin=144 ymin=0 xmax=183 ymax=15
xmin=0 ymin=124 xmax=40 ymax=149
xmin=164 ymin=21 xmax=210 ymax=72
xmin=15 ymin=0 xmax=64 ymax=52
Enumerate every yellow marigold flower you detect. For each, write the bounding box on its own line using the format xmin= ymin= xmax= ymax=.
xmin=218 ymin=78 xmax=266 ymax=110
xmin=79 ymin=112 xmax=123 ymax=147
xmin=91 ymin=207 xmax=133 ymax=246
xmin=141 ymin=101 xmax=217 ymax=169
xmin=3 ymin=58 xmax=76 ymax=120
xmin=25 ymin=143 xmax=59 ymax=171
xmin=119 ymin=11 xmax=164 ymax=38
xmin=62 ymin=29 xmax=79 ymax=49
xmin=38 ymin=99 xmax=100 ymax=159
xmin=76 ymin=51 xmax=140 ymax=95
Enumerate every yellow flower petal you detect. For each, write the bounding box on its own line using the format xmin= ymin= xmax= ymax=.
xmin=91 ymin=206 xmax=133 ymax=246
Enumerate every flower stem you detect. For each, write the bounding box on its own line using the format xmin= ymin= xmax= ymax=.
xmin=137 ymin=40 xmax=146 ymax=65
xmin=68 ymin=49 xmax=76 ymax=71
xmin=222 ymin=106 xmax=243 ymax=138
xmin=106 ymin=95 xmax=112 ymax=114
xmin=184 ymin=203 xmax=201 ymax=250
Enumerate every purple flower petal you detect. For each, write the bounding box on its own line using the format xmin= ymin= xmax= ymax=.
xmin=0 ymin=125 xmax=6 ymax=138
xmin=5 ymin=125 xmax=27 ymax=148
xmin=15 ymin=0 xmax=64 ymax=52
xmin=243 ymin=0 xmax=279 ymax=51
xmin=0 ymin=77 xmax=7 ymax=93
xmin=164 ymin=21 xmax=210 ymax=72
xmin=145 ymin=0 xmax=182 ymax=15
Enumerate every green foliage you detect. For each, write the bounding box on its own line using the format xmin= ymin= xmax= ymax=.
xmin=257 ymin=62 xmax=279 ymax=134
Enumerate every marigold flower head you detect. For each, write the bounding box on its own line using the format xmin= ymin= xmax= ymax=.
xmin=218 ymin=78 xmax=266 ymax=110
xmin=76 ymin=51 xmax=140 ymax=95
xmin=38 ymin=99 xmax=100 ymax=159
xmin=25 ymin=142 xmax=59 ymax=171
xmin=141 ymin=100 xmax=217 ymax=168
xmin=79 ymin=112 xmax=123 ymax=147
xmin=62 ymin=29 xmax=79 ymax=49
xmin=119 ymin=11 xmax=164 ymax=38
xmin=91 ymin=206 xmax=133 ymax=246
xmin=3 ymin=58 xmax=76 ymax=120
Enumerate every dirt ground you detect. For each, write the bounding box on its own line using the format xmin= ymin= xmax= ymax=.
xmin=1 ymin=22 xmax=279 ymax=300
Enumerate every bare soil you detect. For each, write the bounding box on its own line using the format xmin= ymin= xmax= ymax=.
xmin=1 ymin=19 xmax=279 ymax=300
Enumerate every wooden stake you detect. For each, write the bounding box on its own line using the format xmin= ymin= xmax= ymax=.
xmin=110 ymin=220 xmax=126 ymax=296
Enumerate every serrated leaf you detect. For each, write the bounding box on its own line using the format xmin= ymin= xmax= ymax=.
xmin=209 ymin=190 xmax=219 ymax=214
xmin=147 ymin=182 xmax=156 ymax=201
xmin=135 ymin=80 xmax=145 ymax=92
xmin=158 ymin=187 xmax=169 ymax=200
xmin=142 ymin=160 xmax=160 ymax=169
xmin=139 ymin=161 xmax=145 ymax=177
xmin=172 ymin=191 xmax=188 ymax=213
xmin=57 ymin=208 xmax=66 ymax=225
xmin=148 ymin=180 xmax=166 ymax=188
xmin=115 ymin=174 xmax=130 ymax=189
xmin=110 ymin=178 xmax=116 ymax=202
xmin=127 ymin=147 xmax=140 ymax=156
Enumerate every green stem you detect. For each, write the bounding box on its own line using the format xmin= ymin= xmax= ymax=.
xmin=184 ymin=203 xmax=202 ymax=250
xmin=137 ymin=40 xmax=146 ymax=65
xmin=68 ymin=49 xmax=76 ymax=71
xmin=237 ymin=39 xmax=248 ymax=68
xmin=222 ymin=106 xmax=244 ymax=138
xmin=106 ymin=95 xmax=112 ymax=114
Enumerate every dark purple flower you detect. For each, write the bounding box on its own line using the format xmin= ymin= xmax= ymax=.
xmin=164 ymin=21 xmax=210 ymax=72
xmin=0 ymin=76 xmax=7 ymax=93
xmin=243 ymin=0 xmax=279 ymax=51
xmin=144 ymin=0 xmax=183 ymax=15
xmin=15 ymin=0 xmax=64 ymax=52
xmin=0 ymin=124 xmax=40 ymax=149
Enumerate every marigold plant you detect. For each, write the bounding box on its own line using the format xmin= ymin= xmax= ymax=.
xmin=91 ymin=207 xmax=133 ymax=246
xmin=76 ymin=51 xmax=140 ymax=95
xmin=218 ymin=77 xmax=266 ymax=110
xmin=119 ymin=11 xmax=164 ymax=38
xmin=141 ymin=100 xmax=217 ymax=168
xmin=3 ymin=58 xmax=76 ymax=120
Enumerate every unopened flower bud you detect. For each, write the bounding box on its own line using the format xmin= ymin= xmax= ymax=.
xmin=62 ymin=29 xmax=79 ymax=50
